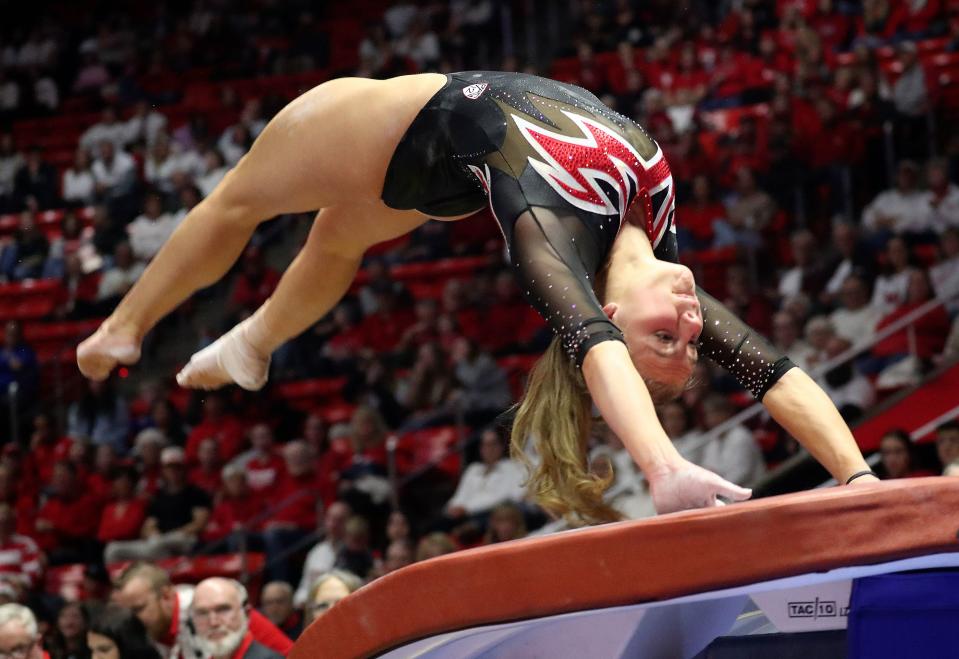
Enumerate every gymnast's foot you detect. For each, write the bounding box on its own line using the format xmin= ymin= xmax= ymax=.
xmin=648 ymin=460 xmax=752 ymax=515
xmin=176 ymin=318 xmax=271 ymax=391
xmin=77 ymin=321 xmax=142 ymax=381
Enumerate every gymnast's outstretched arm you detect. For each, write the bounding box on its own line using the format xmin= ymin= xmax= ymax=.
xmin=581 ymin=340 xmax=753 ymax=512
xmin=694 ymin=287 xmax=875 ymax=485
xmin=762 ymin=369 xmax=876 ymax=483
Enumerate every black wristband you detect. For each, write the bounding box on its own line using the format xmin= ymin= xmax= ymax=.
xmin=845 ymin=470 xmax=878 ymax=484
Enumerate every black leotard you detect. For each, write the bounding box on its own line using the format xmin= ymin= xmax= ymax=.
xmin=382 ymin=71 xmax=793 ymax=399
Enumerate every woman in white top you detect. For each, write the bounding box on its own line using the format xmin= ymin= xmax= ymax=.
xmin=196 ymin=148 xmax=230 ymax=198
xmin=871 ymin=236 xmax=917 ymax=314
xmin=62 ymin=148 xmax=95 ymax=205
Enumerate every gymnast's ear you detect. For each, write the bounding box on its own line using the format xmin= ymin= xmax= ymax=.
xmin=602 ymin=302 xmax=618 ymax=320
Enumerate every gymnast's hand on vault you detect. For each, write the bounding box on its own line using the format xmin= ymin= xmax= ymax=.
xmin=648 ymin=460 xmax=752 ymax=515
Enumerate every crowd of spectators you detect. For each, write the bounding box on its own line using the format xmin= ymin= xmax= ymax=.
xmin=0 ymin=0 xmax=958 ymax=655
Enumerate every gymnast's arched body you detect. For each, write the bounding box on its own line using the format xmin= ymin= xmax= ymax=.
xmin=77 ymin=71 xmax=877 ymax=521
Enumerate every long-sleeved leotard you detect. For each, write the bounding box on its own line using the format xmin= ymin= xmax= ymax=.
xmin=382 ymin=71 xmax=794 ymax=399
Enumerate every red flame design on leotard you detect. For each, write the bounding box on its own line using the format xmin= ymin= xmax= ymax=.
xmin=512 ymin=111 xmax=674 ymax=246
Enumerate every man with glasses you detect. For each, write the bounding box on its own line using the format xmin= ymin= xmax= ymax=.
xmin=114 ymin=563 xmax=291 ymax=659
xmin=191 ymin=579 xmax=281 ymax=659
xmin=0 ymin=604 xmax=46 ymax=659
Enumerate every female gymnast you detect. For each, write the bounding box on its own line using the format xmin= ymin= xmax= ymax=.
xmin=77 ymin=71 xmax=878 ymax=522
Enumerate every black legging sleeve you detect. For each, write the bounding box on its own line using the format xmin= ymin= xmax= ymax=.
xmin=696 ymin=286 xmax=795 ymax=400
xmin=655 ymin=230 xmax=794 ymax=400
xmin=506 ymin=206 xmax=625 ymax=366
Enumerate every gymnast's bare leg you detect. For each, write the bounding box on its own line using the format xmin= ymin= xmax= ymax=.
xmin=175 ymin=203 xmax=427 ymax=389
xmin=77 ymin=73 xmax=448 ymax=384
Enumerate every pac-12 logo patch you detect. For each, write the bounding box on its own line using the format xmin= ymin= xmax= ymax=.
xmin=463 ymin=82 xmax=488 ymax=99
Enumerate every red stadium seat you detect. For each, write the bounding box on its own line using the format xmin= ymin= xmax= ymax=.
xmin=0 ymin=214 xmax=19 ymax=234
xmin=316 ymin=401 xmax=356 ymax=424
xmin=44 ymin=563 xmax=89 ymax=601
xmin=406 ymin=280 xmax=447 ymax=300
xmin=34 ymin=344 xmax=76 ymax=366
xmin=835 ymin=51 xmax=858 ymax=67
xmin=916 ymin=37 xmax=950 ymax=54
xmin=107 ymin=552 xmax=266 ymax=587
xmin=0 ymin=297 xmax=58 ymax=321
xmin=0 ymin=279 xmax=61 ymax=299
xmin=390 ymin=256 xmax=493 ymax=283
xmin=275 ymin=377 xmax=347 ymax=409
xmin=23 ymin=318 xmax=101 ymax=344
xmin=550 ymin=58 xmax=581 ymax=84
xmin=397 ymin=425 xmax=461 ymax=478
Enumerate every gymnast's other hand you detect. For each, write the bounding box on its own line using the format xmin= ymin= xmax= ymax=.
xmin=77 ymin=321 xmax=142 ymax=381
xmin=647 ymin=460 xmax=752 ymax=515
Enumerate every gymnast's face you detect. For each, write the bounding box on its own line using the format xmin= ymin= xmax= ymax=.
xmin=604 ymin=260 xmax=702 ymax=391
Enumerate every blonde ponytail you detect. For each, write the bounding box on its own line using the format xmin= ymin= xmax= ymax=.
xmin=510 ymin=336 xmax=623 ymax=526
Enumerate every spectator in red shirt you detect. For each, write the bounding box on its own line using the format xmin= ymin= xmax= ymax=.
xmin=261 ymin=441 xmax=318 ymax=583
xmin=0 ymin=503 xmax=42 ymax=598
xmin=56 ymin=253 xmax=100 ymax=320
xmin=131 ymin=428 xmax=166 ymax=498
xmin=873 ymin=269 xmax=951 ymax=367
xmin=302 ymin=413 xmax=329 ymax=458
xmin=707 ymin=44 xmax=760 ymax=104
xmin=358 ymin=281 xmax=415 ymax=353
xmin=66 ymin=377 xmax=130 ymax=456
xmin=808 ymin=0 xmax=851 ymax=50
xmin=202 ymin=465 xmax=261 ymax=548
xmin=439 ymin=279 xmax=482 ymax=343
xmin=0 ymin=466 xmax=35 ymax=538
xmin=34 ymin=460 xmax=103 ymax=565
xmin=232 ymin=424 xmax=284 ymax=494
xmin=103 ymin=447 xmax=211 ymax=564
xmin=144 ymin=398 xmax=186 ymax=447
xmin=573 ymin=42 xmax=608 ymax=94
xmin=97 ymin=466 xmax=147 ymax=545
xmin=394 ymin=297 xmax=441 ymax=360
xmin=190 ymin=437 xmax=224 ymax=497
xmin=185 ymin=393 xmax=245 ymax=464
xmin=23 ymin=412 xmax=69 ymax=496
xmin=321 ymin=303 xmax=367 ymax=367
xmin=113 ymin=563 xmax=291 ymax=658
xmin=395 ymin=343 xmax=454 ymax=426
xmin=479 ymin=271 xmax=543 ymax=354
xmin=887 ymin=0 xmax=944 ymax=38
xmin=878 ymin=428 xmax=938 ymax=479
xmin=664 ymin=42 xmax=709 ymax=107
xmin=88 ymin=444 xmax=119 ymax=504
xmin=259 ymin=581 xmax=302 ymax=641
xmin=718 ymin=167 xmax=777 ymax=249
xmin=229 ymin=247 xmax=280 ymax=320
xmin=677 ymin=175 xmax=727 ymax=248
